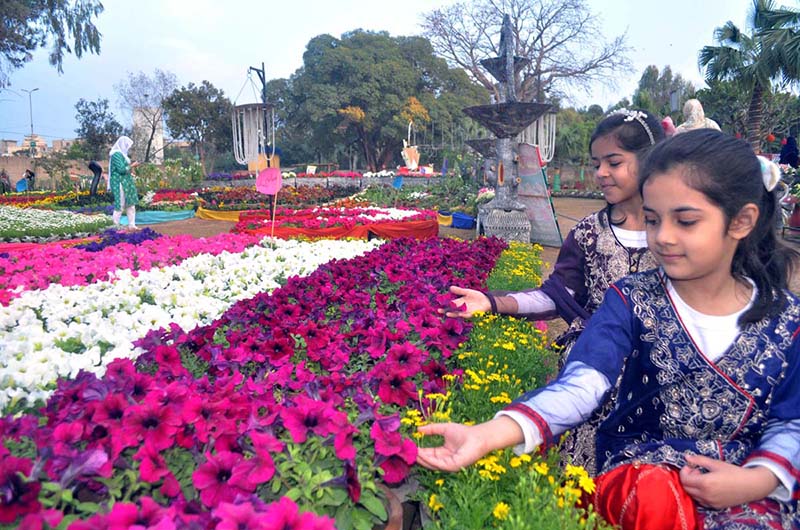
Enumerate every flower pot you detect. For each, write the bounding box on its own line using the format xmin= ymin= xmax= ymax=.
xmin=790 ymin=203 xmax=800 ymax=228
xmin=375 ymin=485 xmax=422 ymax=530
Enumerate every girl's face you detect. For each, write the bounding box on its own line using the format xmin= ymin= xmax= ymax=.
xmin=642 ymin=169 xmax=741 ymax=283
xmin=590 ymin=134 xmax=640 ymax=205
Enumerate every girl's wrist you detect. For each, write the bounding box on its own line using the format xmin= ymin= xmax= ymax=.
xmin=475 ymin=417 xmax=524 ymax=454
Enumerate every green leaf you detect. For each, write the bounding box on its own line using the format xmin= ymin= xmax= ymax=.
xmin=360 ymin=490 xmax=388 ymax=519
xmin=76 ymin=501 xmax=101 ymax=512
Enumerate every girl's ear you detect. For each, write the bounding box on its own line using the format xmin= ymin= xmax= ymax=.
xmin=728 ymin=203 xmax=759 ymax=240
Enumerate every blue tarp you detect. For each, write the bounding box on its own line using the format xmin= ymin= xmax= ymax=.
xmin=120 ymin=209 xmax=196 ymax=226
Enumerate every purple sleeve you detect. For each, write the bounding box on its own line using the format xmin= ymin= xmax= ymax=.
xmin=508 ymin=229 xmax=590 ymax=323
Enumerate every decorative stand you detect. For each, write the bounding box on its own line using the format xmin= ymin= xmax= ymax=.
xmin=462 ymin=14 xmax=551 ymax=243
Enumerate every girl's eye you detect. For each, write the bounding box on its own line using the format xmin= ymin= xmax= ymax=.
xmin=609 ymin=162 xmax=621 ymax=168
xmin=644 ymin=217 xmax=657 ymax=225
xmin=678 ymin=220 xmax=697 ymax=227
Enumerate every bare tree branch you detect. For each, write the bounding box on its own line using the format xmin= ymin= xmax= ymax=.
xmin=421 ymin=0 xmax=632 ymax=103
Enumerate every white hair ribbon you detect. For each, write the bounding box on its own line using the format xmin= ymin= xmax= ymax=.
xmin=607 ymin=109 xmax=656 ymax=145
xmin=757 ymin=155 xmax=781 ymax=192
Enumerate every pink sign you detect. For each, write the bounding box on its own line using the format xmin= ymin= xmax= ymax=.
xmin=256 ymin=167 xmax=282 ymax=195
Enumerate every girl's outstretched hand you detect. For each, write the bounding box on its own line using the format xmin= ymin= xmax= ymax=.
xmin=415 ymin=417 xmax=525 ymax=472
xmin=679 ymin=453 xmax=779 ymax=509
xmin=440 ymin=286 xmax=491 ymax=318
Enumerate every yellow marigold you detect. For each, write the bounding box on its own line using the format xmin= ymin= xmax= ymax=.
xmin=428 ymin=494 xmax=443 ymax=512
xmin=435 ymin=479 xmax=444 ymax=487
xmin=490 ymin=392 xmax=511 ymax=404
xmin=565 ymin=464 xmax=589 ymax=479
xmin=533 ymin=461 xmax=549 ymax=475
xmin=510 ymin=457 xmax=523 ymax=468
xmin=492 ymin=502 xmax=510 ymax=520
xmin=579 ymin=475 xmax=596 ymax=494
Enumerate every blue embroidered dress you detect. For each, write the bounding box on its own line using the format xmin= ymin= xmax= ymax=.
xmin=505 ymin=270 xmax=800 ymax=527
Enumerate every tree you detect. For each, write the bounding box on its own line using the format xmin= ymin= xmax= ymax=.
xmin=699 ymin=0 xmax=800 ymax=150
xmin=114 ymin=70 xmax=178 ymax=162
xmin=74 ymin=98 xmax=123 ymax=161
xmin=271 ymin=31 xmax=486 ymax=171
xmin=0 ymin=0 xmax=103 ymax=87
xmin=631 ymin=65 xmax=695 ymax=120
xmin=163 ymin=81 xmax=233 ymax=174
xmin=421 ymin=0 xmax=630 ymax=103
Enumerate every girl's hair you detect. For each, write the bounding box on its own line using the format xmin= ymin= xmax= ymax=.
xmin=589 ymin=109 xmax=665 ymax=158
xmin=590 ymin=109 xmax=666 ymax=226
xmin=639 ymin=129 xmax=798 ymax=324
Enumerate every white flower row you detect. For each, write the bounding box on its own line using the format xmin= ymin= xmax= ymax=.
xmin=0 ymin=205 xmax=111 ymax=232
xmin=0 ymin=237 xmax=382 ymax=412
xmin=309 ymin=206 xmax=426 ymax=221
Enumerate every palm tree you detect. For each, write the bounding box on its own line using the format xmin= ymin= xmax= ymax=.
xmin=699 ymin=0 xmax=800 ymax=151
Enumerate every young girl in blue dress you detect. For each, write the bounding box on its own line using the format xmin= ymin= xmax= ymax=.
xmin=418 ymin=130 xmax=800 ymax=529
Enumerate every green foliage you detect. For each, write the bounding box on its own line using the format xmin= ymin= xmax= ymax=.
xmin=74 ymin=98 xmax=123 ymax=160
xmin=133 ymin=159 xmax=204 ymax=194
xmin=631 ymin=65 xmax=695 ymax=121
xmin=0 ymin=0 xmax=103 ymax=87
xmin=268 ymin=31 xmax=486 ymax=170
xmin=163 ymin=81 xmax=233 ymax=174
xmin=699 ymin=0 xmax=800 ymax=148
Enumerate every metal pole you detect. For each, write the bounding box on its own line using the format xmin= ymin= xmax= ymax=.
xmin=21 ymin=88 xmax=39 ymax=138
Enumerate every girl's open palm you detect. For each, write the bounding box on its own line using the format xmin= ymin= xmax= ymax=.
xmin=442 ymin=286 xmax=490 ymax=318
xmin=415 ymin=423 xmax=488 ymax=472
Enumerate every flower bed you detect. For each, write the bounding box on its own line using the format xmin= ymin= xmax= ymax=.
xmin=411 ymin=241 xmax=607 ymax=529
xmin=196 ymin=185 xmax=358 ymax=211
xmin=0 ymin=205 xmax=113 ymax=242
xmin=234 ymin=206 xmax=439 ymax=240
xmin=0 ymin=236 xmax=505 ymax=528
xmin=0 ymin=232 xmax=264 ymax=305
xmin=0 ymin=238 xmax=383 ymax=413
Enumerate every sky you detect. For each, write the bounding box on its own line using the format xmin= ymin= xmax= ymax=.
xmin=0 ymin=0 xmax=753 ymax=146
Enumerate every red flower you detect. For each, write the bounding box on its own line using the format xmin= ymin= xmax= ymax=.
xmin=0 ymin=457 xmax=41 ymax=524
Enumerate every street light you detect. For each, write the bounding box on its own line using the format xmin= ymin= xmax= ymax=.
xmin=21 ymin=88 xmax=39 ymax=138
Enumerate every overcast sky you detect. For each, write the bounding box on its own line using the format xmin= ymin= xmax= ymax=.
xmin=0 ymin=0 xmax=752 ymax=145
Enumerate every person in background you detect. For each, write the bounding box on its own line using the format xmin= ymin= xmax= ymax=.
xmin=108 ymin=136 xmax=140 ymax=230
xmin=674 ymin=99 xmax=721 ymax=134
xmin=0 ymin=169 xmax=10 ymax=194
xmin=417 ymin=130 xmax=800 ymax=530
xmin=661 ymin=116 xmax=676 ymax=136
xmin=779 ymin=136 xmax=798 ymax=169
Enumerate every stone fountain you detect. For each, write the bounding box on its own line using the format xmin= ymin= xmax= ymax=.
xmin=463 ymin=14 xmax=551 ymax=242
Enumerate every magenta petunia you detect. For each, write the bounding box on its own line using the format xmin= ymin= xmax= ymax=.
xmin=192 ymin=451 xmax=256 ymax=507
xmin=378 ymin=439 xmax=417 ymax=485
xmin=212 ymin=501 xmax=265 ymax=530
xmin=280 ymin=395 xmax=342 ymax=444
xmin=122 ymin=400 xmax=181 ymax=451
xmin=376 ymin=369 xmax=417 ymax=407
xmin=261 ymin=497 xmax=336 ymax=530
xmin=0 ymin=456 xmax=41 ymax=524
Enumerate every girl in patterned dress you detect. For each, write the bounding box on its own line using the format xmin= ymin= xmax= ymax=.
xmin=445 ymin=109 xmax=664 ymax=356
xmin=108 ymin=136 xmax=140 ymax=230
xmin=445 ymin=109 xmax=665 ymax=474
xmin=418 ymin=130 xmax=800 ymax=529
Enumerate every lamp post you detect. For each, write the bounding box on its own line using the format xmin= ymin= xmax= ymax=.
xmin=21 ymin=88 xmax=39 ymax=150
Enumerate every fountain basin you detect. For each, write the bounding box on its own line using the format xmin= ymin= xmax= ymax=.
xmin=463 ymin=102 xmax=552 ymax=138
